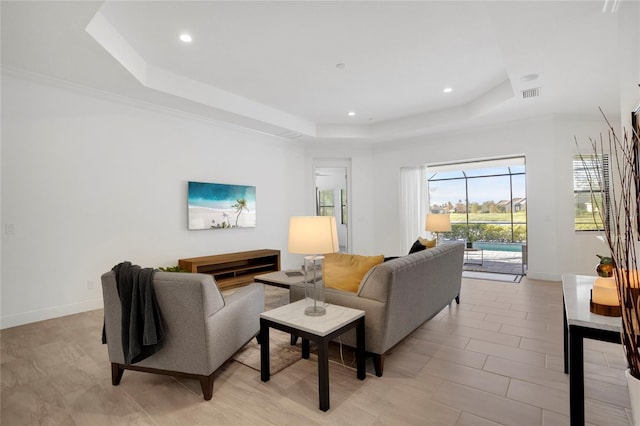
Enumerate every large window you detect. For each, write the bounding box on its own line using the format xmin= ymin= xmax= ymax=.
xmin=573 ymin=154 xmax=609 ymax=231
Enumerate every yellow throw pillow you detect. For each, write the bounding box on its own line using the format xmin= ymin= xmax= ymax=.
xmin=419 ymin=237 xmax=437 ymax=248
xmin=323 ymin=253 xmax=384 ymax=293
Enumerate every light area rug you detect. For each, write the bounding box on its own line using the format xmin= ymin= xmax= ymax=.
xmin=232 ymin=328 xmax=377 ymax=376
xmin=232 ymin=329 xmax=301 ymax=374
xmin=463 ymin=270 xmax=523 ymax=283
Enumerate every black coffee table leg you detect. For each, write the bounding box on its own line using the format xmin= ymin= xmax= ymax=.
xmin=569 ymin=326 xmax=584 ymax=426
xmin=260 ymin=320 xmax=270 ymax=382
xmin=302 ymin=338 xmax=310 ymax=359
xmin=318 ymin=339 xmax=329 ymax=411
xmin=563 ymin=296 xmax=569 ymax=374
xmin=356 ymin=318 xmax=365 ymax=380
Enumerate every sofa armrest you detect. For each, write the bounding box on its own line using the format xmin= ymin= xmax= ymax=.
xmin=205 ymin=283 xmax=264 ymax=372
xmin=322 ymin=288 xmax=387 ymax=353
xmin=223 ymin=282 xmax=265 ymax=312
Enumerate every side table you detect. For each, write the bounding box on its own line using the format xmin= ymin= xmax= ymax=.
xmin=259 ymin=299 xmax=365 ymax=411
xmin=561 ymin=274 xmax=622 ymax=426
xmin=254 ymin=270 xmax=305 ymax=288
xmin=464 ymin=248 xmax=483 ymax=265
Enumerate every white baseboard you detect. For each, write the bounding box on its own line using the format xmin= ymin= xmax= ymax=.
xmin=526 ymin=271 xmax=561 ymax=282
xmin=1 ymin=298 xmax=103 ymax=329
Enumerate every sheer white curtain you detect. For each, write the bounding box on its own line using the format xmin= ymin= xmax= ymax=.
xmin=399 ymin=166 xmax=429 ymax=252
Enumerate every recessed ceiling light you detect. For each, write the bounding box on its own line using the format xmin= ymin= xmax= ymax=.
xmin=443 ymin=87 xmax=453 ymax=93
xmin=179 ymin=33 xmax=192 ymax=43
xmin=348 ymin=111 xmax=356 ymax=116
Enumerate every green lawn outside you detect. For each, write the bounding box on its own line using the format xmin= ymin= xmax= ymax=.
xmin=450 ymin=211 xmax=527 ymax=223
xmin=448 ymin=210 xmax=602 ymax=234
xmin=575 ymin=213 xmax=603 ymax=231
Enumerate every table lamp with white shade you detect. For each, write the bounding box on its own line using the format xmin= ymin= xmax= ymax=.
xmin=425 ymin=213 xmax=451 ymax=246
xmin=288 ymin=216 xmax=339 ymax=316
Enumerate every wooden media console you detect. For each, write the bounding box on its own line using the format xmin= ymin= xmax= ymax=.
xmin=178 ymin=249 xmax=280 ymax=289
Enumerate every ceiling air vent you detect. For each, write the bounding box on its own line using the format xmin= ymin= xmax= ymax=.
xmin=521 ymin=87 xmax=541 ymax=99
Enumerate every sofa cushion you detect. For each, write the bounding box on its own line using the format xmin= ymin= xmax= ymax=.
xmin=419 ymin=237 xmax=437 ymax=248
xmin=323 ymin=253 xmax=384 ymax=292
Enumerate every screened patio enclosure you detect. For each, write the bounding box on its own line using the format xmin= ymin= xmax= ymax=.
xmin=427 ymin=157 xmax=527 ymax=275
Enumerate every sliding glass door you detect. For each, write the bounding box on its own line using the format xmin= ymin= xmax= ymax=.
xmin=427 ymin=157 xmax=527 ymax=275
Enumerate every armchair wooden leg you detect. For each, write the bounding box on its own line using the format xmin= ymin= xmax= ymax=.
xmin=372 ymin=354 xmax=384 ymax=377
xmin=111 ymin=363 xmax=124 ymax=385
xmin=199 ymin=373 xmax=215 ymax=401
xmin=109 ymin=362 xmax=215 ymax=400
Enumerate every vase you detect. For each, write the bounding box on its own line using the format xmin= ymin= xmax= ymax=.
xmin=596 ymin=262 xmax=613 ymax=277
xmin=626 ymin=369 xmax=640 ymax=426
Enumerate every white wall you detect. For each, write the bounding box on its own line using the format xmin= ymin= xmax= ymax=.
xmin=1 ymin=73 xmax=306 ymax=328
xmin=618 ymin=0 xmax=640 ymax=124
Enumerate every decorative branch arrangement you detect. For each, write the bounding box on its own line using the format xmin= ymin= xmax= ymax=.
xmin=577 ymin=110 xmax=640 ymax=381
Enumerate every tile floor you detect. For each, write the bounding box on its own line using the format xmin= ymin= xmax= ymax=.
xmin=0 ymin=276 xmax=633 ymax=425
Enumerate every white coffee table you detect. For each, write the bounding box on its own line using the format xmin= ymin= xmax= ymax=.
xmin=254 ymin=270 xmax=305 ymax=288
xmin=259 ymin=299 xmax=365 ymax=411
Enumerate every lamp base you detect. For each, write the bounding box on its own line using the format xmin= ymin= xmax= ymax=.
xmin=589 ymin=299 xmax=622 ymax=317
xmin=304 ymin=305 xmax=326 ymax=316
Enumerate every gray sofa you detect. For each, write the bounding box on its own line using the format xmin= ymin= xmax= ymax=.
xmin=102 ymin=270 xmax=264 ymax=400
xmin=289 ymin=242 xmax=464 ymax=376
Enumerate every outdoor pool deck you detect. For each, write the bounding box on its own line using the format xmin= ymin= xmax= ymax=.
xmin=463 ymin=248 xmax=526 ymax=275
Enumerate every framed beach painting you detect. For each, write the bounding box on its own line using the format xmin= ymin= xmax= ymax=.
xmin=188 ymin=181 xmax=256 ymax=230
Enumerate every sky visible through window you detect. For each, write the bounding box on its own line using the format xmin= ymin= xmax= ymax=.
xmin=428 ymin=166 xmax=526 ymax=207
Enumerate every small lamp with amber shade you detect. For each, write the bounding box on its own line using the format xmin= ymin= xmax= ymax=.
xmin=591 ymin=269 xmax=640 ymax=317
xmin=590 ymin=276 xmax=622 ymax=317
xmin=591 ymin=256 xmax=622 ymax=317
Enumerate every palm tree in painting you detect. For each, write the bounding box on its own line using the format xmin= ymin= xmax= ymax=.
xmin=231 ymin=199 xmax=248 ymax=227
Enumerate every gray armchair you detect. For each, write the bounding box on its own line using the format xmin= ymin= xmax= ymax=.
xmin=101 ymin=270 xmax=264 ymax=400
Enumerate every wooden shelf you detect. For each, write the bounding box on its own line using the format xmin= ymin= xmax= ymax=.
xmin=178 ymin=249 xmax=280 ymax=290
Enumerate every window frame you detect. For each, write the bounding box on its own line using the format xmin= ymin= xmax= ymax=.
xmin=573 ymin=153 xmax=610 ymax=232
xmin=316 ymin=188 xmax=335 ymax=217
xmin=427 ymin=158 xmax=527 ymax=243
